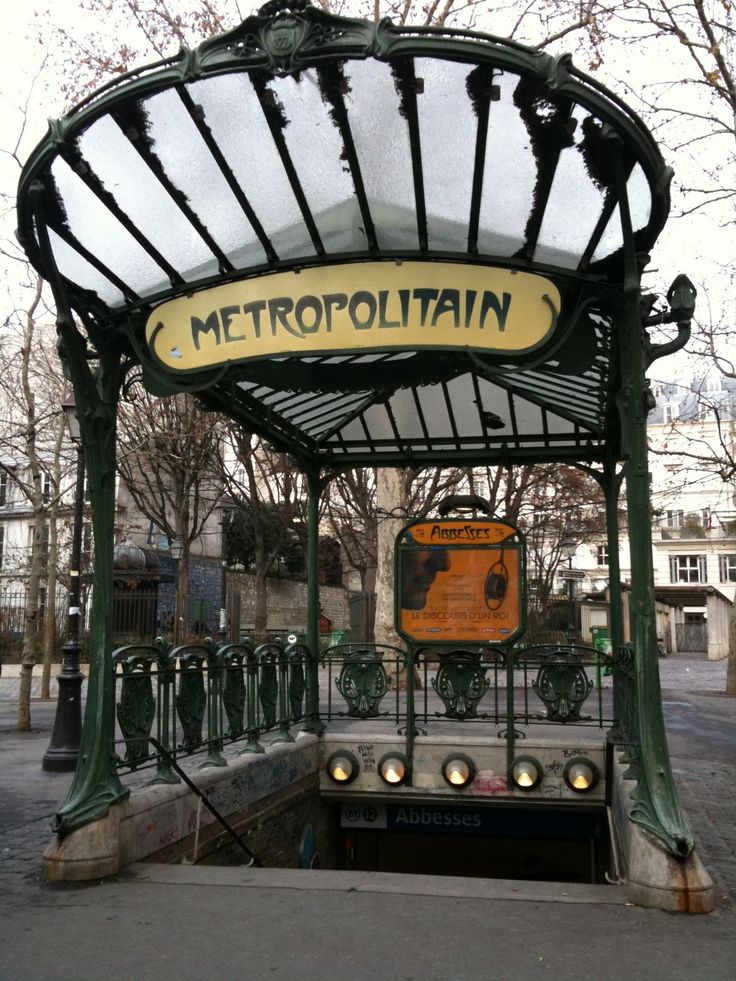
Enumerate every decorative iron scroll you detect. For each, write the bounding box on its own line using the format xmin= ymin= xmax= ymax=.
xmin=176 ymin=651 xmax=207 ymax=750
xmin=432 ymin=651 xmax=490 ymax=720
xmin=257 ymin=643 xmax=280 ymax=729
xmin=223 ymin=651 xmax=246 ymax=739
xmin=336 ymin=649 xmax=390 ymax=718
xmin=532 ymin=653 xmax=593 ymax=722
xmin=115 ymin=654 xmax=155 ymax=765
xmin=288 ymin=644 xmax=307 ymax=719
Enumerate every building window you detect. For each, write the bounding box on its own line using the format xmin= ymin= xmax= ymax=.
xmin=669 ymin=554 xmax=707 ymax=584
xmin=42 ymin=473 xmax=52 ymax=503
xmin=0 ymin=526 xmax=4 ymax=570
xmin=0 ymin=472 xmax=7 ymax=506
xmin=665 ymin=510 xmax=684 ymax=528
xmin=663 ymin=403 xmax=679 ymax=423
xmin=82 ymin=522 xmax=93 ymax=568
xmin=596 ymin=544 xmax=609 ymax=566
xmin=719 ymin=555 xmax=736 ymax=583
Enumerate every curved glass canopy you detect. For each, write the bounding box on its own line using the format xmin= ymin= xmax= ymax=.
xmin=16 ymin=0 xmax=672 ymax=470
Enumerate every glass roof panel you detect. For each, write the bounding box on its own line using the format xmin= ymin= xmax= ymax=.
xmin=48 ymin=157 xmax=169 ymax=296
xmin=416 ymin=58 xmax=477 ymax=251
xmin=416 ymin=384 xmax=453 ymax=436
xmin=140 ymin=88 xmax=267 ymax=269
xmin=545 ymin=409 xmax=576 ymax=433
xmin=344 ymin=59 xmax=419 ymax=250
xmin=77 ymin=115 xmax=219 ymax=281
xmin=534 ymin=108 xmax=607 ymax=269
xmin=48 ymin=229 xmax=126 ymax=308
xmin=186 ymin=73 xmax=312 ymax=260
xmin=361 ymin=402 xmax=395 ymax=442
xmin=445 ymin=374 xmax=485 ymax=437
xmin=508 ymin=397 xmax=545 ymax=436
xmin=591 ymin=163 xmax=652 ymax=263
xmin=287 ymin=392 xmax=364 ymax=426
xmin=268 ymin=72 xmax=364 ymax=252
xmin=628 ymin=163 xmax=652 ymax=231
xmin=476 ymin=71 xmax=536 ymax=256
xmin=385 ymin=388 xmax=426 ymax=440
xmin=476 ymin=379 xmax=515 ymax=436
xmin=332 ymin=419 xmax=367 ymax=442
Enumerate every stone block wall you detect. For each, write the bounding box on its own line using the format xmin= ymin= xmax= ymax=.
xmin=152 ymin=555 xmax=349 ymax=639
xmin=157 ymin=554 xmax=224 ymax=636
xmin=228 ymin=570 xmax=349 ymax=635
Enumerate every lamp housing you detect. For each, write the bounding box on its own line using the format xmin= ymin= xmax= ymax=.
xmin=563 ymin=756 xmax=599 ymax=793
xmin=441 ymin=753 xmax=476 ymax=789
xmin=378 ymin=752 xmax=408 ymax=786
xmin=326 ymin=750 xmax=359 ymax=785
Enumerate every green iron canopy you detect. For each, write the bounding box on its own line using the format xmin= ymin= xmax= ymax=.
xmin=17 ymin=0 xmax=672 ymax=469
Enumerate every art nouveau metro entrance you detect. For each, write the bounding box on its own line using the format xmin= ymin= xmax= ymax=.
xmin=16 ymin=0 xmax=712 ymax=910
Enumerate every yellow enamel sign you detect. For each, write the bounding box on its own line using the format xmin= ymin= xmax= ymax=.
xmin=146 ymin=262 xmax=560 ymax=373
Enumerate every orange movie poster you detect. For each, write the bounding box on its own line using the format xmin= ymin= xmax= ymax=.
xmin=396 ymin=520 xmax=523 ymax=644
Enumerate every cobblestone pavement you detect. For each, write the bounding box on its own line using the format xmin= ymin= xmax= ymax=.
xmin=0 ymin=656 xmax=733 ymax=910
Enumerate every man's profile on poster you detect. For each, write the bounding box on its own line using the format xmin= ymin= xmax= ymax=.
xmin=401 ymin=548 xmax=451 ymax=610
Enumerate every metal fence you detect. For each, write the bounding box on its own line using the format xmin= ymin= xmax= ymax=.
xmin=111 ymin=639 xmax=614 ymax=779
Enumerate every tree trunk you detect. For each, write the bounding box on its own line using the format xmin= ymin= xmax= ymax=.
xmin=17 ymin=522 xmax=45 ymax=730
xmin=254 ymin=546 xmax=268 ymax=641
xmin=374 ymin=468 xmax=405 ymax=650
xmin=175 ymin=551 xmax=189 ymax=645
xmin=361 ymin=563 xmax=377 ymax=642
xmin=41 ymin=521 xmax=58 ymax=699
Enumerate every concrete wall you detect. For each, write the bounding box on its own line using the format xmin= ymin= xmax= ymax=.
xmin=706 ymin=592 xmax=730 ymax=660
xmin=43 ymin=737 xmax=330 ymax=880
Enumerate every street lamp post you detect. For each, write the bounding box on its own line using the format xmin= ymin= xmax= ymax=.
xmin=168 ymin=536 xmax=184 ymax=645
xmin=560 ymin=535 xmax=579 ymax=649
xmin=43 ymin=394 xmax=85 ymax=772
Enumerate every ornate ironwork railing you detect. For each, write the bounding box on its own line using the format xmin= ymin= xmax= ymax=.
xmin=610 ymin=643 xmax=638 ymax=764
xmin=412 ymin=644 xmax=612 ymax=731
xmin=320 ymin=644 xmax=407 ymax=725
xmin=112 ymin=637 xmax=308 ymax=781
xmin=112 ymin=638 xmax=614 ymax=779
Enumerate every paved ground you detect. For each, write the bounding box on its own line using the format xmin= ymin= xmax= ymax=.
xmin=0 ymin=655 xmax=734 ymax=980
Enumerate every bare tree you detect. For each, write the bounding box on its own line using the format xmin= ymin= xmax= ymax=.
xmin=116 ymin=384 xmax=227 ymax=643
xmin=221 ymin=432 xmax=313 ymax=639
xmin=0 ymin=274 xmax=68 ymax=728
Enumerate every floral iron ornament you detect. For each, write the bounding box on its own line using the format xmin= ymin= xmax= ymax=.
xmin=336 ymin=650 xmax=390 ymax=718
xmin=432 ymin=651 xmax=490 ymax=720
xmin=532 ymin=654 xmax=593 ymax=723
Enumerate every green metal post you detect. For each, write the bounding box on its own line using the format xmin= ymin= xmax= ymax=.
xmin=505 ymin=645 xmax=516 ymax=776
xmin=615 ymin=151 xmax=694 ymax=858
xmin=53 ymin=336 xmax=130 ymax=833
xmin=404 ymin=646 xmax=416 ymax=784
xmin=603 ymin=461 xmax=625 ymax=729
xmin=30 ymin=187 xmax=129 ymax=833
xmin=302 ymin=468 xmax=324 ymax=734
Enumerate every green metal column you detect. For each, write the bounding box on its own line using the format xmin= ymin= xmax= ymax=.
xmin=31 ymin=190 xmax=129 ymax=835
xmin=615 ymin=156 xmax=693 ymax=858
xmin=602 ymin=460 xmax=625 ymax=729
xmin=55 ymin=331 xmax=129 ymax=833
xmin=303 ymin=467 xmax=324 ymax=734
